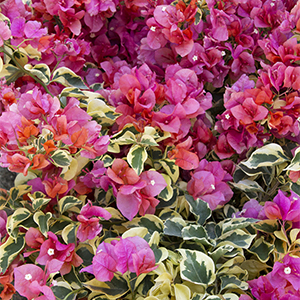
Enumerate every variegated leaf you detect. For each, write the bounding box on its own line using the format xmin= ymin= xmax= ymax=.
xmin=216 ymin=229 xmax=256 ymax=249
xmin=33 ymin=211 xmax=52 ymax=236
xmin=50 ymin=149 xmax=72 ymax=168
xmin=248 ymin=237 xmax=274 ymax=263
xmin=124 ymin=215 xmax=164 ymax=234
xmin=285 ymin=146 xmax=300 ymax=171
xmin=62 ymin=224 xmax=77 ymax=244
xmin=84 ymin=276 xmax=129 ymax=299
xmin=7 ymin=208 xmax=31 ymax=238
xmin=160 ymin=159 xmax=179 ymax=183
xmin=58 ymin=196 xmax=82 ymax=214
xmin=220 ymin=218 xmax=259 ymax=234
xmin=219 ymin=275 xmax=248 ymax=292
xmin=127 ymin=144 xmax=147 ymax=175
xmin=178 ymin=249 xmax=216 ymax=286
xmin=0 ymin=234 xmax=25 ymax=274
xmin=185 ymin=195 xmax=211 ymax=225
xmin=174 ymin=284 xmax=191 ymax=300
xmin=24 ymin=63 xmax=51 ymax=84
xmin=51 ymin=67 xmax=88 ymax=89
xmin=182 ymin=224 xmax=213 ymax=247
xmin=241 ymin=143 xmax=289 ymax=169
xmin=164 ymin=217 xmax=186 ymax=237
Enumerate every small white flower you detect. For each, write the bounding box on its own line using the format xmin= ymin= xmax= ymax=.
xmin=162 ymin=6 xmax=167 ymax=11
xmin=25 ymin=274 xmax=32 ymax=281
xmin=150 ymin=26 xmax=156 ymax=32
xmin=221 ymin=51 xmax=226 ymax=56
xmin=211 ymin=184 xmax=215 ymax=190
xmin=90 ymin=33 xmax=96 ymax=38
xmin=293 ymin=197 xmax=298 ymax=200
xmin=192 ymin=55 xmax=198 ymax=62
xmin=270 ymin=2 xmax=275 ymax=6
xmin=48 ymin=248 xmax=55 ymax=256
xmin=95 ymin=73 xmax=100 ymax=77
xmin=225 ymin=114 xmax=230 ymax=120
xmin=150 ymin=180 xmax=156 ymax=186
xmin=284 ymin=267 xmax=291 ymax=274
xmin=254 ymin=29 xmax=258 ymax=34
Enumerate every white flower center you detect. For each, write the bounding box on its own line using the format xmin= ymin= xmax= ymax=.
xmin=225 ymin=114 xmax=230 ymax=120
xmin=150 ymin=26 xmax=156 ymax=32
xmin=254 ymin=29 xmax=258 ymax=34
xmin=221 ymin=51 xmax=226 ymax=56
xmin=25 ymin=274 xmax=32 ymax=281
xmin=293 ymin=197 xmax=298 ymax=200
xmin=192 ymin=55 xmax=198 ymax=62
xmin=162 ymin=6 xmax=166 ymax=11
xmin=270 ymin=2 xmax=275 ymax=6
xmin=284 ymin=267 xmax=291 ymax=274
xmin=150 ymin=180 xmax=155 ymax=186
xmin=90 ymin=33 xmax=96 ymax=38
xmin=211 ymin=184 xmax=215 ymax=190
xmin=95 ymin=73 xmax=100 ymax=77
xmin=48 ymin=248 xmax=55 ymax=256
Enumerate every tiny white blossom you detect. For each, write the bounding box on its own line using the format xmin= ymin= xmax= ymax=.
xmin=225 ymin=114 xmax=230 ymax=120
xmin=221 ymin=51 xmax=226 ymax=56
xmin=270 ymin=2 xmax=275 ymax=6
xmin=95 ymin=73 xmax=100 ymax=77
xmin=293 ymin=197 xmax=298 ymax=200
xmin=150 ymin=26 xmax=156 ymax=32
xmin=284 ymin=267 xmax=291 ymax=274
xmin=48 ymin=248 xmax=55 ymax=256
xmin=162 ymin=6 xmax=167 ymax=11
xmin=25 ymin=274 xmax=32 ymax=281
xmin=150 ymin=180 xmax=155 ymax=186
xmin=192 ymin=55 xmax=198 ymax=62
xmin=211 ymin=184 xmax=215 ymax=190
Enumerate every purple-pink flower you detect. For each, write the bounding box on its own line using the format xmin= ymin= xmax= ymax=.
xmin=80 ymin=236 xmax=157 ymax=281
xmin=77 ymin=200 xmax=111 ymax=242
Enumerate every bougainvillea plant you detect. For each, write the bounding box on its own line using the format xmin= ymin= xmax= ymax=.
xmin=0 ymin=0 xmax=300 ymax=299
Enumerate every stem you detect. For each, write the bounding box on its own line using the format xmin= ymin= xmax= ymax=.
xmin=0 ymin=46 xmax=54 ymax=97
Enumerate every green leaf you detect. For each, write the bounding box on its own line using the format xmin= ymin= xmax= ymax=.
xmin=209 ymin=245 xmax=235 ymax=263
xmin=220 ymin=275 xmax=248 ymax=292
xmin=158 ymin=174 xmax=173 ymax=201
xmin=84 ymin=275 xmax=129 ymax=298
xmin=127 ymin=144 xmax=147 ymax=175
xmin=160 ymin=159 xmax=179 ymax=183
xmin=24 ymin=63 xmax=51 ymax=84
xmin=62 ymin=224 xmax=78 ymax=244
xmin=285 ymin=147 xmax=300 ymax=171
xmin=220 ymin=218 xmax=259 ymax=234
xmin=216 ymin=229 xmax=256 ymax=249
xmin=60 ymin=87 xmax=86 ymax=98
xmin=241 ymin=143 xmax=289 ymax=169
xmin=252 ymin=219 xmax=279 ymax=233
xmin=52 ymin=282 xmax=74 ymax=300
xmin=111 ymin=130 xmax=136 ymax=145
xmin=164 ymin=217 xmax=186 ymax=237
xmin=140 ymin=134 xmax=158 ymax=146
xmin=33 ymin=211 xmax=52 ymax=236
xmin=30 ymin=195 xmax=52 ymax=211
xmin=0 ymin=234 xmax=25 ymax=274
xmin=7 ymin=208 xmax=31 ymax=238
xmin=124 ymin=215 xmax=164 ymax=235
xmin=51 ymin=149 xmax=72 ymax=167
xmin=178 ymin=249 xmax=216 ymax=286
xmin=0 ymin=64 xmax=24 ymax=84
xmin=182 ymin=224 xmax=213 ymax=247
xmin=51 ymin=67 xmax=88 ymax=89
xmin=248 ymin=237 xmax=274 ymax=263
xmin=230 ymin=180 xmax=264 ymax=194
xmin=185 ymin=195 xmax=211 ymax=225
xmin=58 ymin=196 xmax=82 ymax=214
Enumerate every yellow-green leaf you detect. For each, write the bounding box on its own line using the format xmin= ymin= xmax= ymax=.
xmin=24 ymin=63 xmax=51 ymax=84
xmin=160 ymin=159 xmax=179 ymax=183
xmin=58 ymin=196 xmax=82 ymax=214
xmin=127 ymin=144 xmax=147 ymax=175
xmin=178 ymin=249 xmax=216 ymax=286
xmin=0 ymin=234 xmax=25 ymax=274
xmin=62 ymin=223 xmax=78 ymax=244
xmin=51 ymin=149 xmax=72 ymax=167
xmin=51 ymin=67 xmax=88 ymax=89
xmin=33 ymin=211 xmax=52 ymax=236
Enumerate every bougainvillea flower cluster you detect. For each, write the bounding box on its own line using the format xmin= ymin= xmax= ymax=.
xmin=0 ymin=0 xmax=300 ymax=299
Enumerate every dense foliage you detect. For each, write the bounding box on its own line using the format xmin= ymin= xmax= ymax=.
xmin=0 ymin=0 xmax=300 ymax=299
